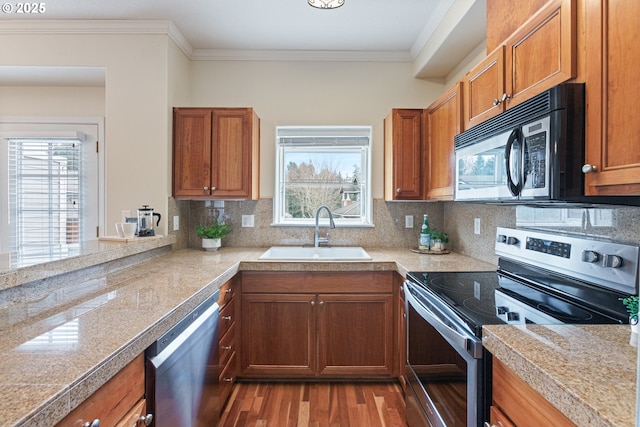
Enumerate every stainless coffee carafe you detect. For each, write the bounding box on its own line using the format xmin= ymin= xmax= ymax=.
xmin=137 ymin=205 xmax=161 ymax=236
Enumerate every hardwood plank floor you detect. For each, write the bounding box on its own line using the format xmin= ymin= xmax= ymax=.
xmin=219 ymin=381 xmax=407 ymax=427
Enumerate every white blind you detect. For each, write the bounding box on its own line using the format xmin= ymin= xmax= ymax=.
xmin=8 ymin=138 xmax=83 ymax=266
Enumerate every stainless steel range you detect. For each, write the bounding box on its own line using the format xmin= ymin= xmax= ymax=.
xmin=404 ymin=227 xmax=639 ymax=427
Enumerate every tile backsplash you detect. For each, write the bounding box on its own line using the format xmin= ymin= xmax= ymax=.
xmin=172 ymin=197 xmax=640 ymax=266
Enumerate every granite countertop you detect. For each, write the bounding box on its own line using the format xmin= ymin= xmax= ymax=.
xmin=483 ymin=324 xmax=638 ymax=427
xmin=0 ymin=244 xmax=495 ymax=427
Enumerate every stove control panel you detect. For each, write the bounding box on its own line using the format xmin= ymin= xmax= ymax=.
xmin=526 ymin=237 xmax=571 ymax=258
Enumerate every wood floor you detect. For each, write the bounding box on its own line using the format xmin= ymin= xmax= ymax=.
xmin=219 ymin=381 xmax=407 ymax=427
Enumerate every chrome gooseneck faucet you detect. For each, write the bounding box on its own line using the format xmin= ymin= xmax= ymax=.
xmin=314 ymin=205 xmax=335 ymax=247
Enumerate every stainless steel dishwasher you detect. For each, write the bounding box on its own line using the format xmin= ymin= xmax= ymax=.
xmin=146 ymin=290 xmax=220 ymax=427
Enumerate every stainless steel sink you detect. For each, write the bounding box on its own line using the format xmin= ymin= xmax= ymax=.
xmin=258 ymin=246 xmax=371 ymax=260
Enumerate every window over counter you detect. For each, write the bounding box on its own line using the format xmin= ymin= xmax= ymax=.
xmin=274 ymin=126 xmax=372 ymax=226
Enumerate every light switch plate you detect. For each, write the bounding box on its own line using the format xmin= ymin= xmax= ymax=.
xmin=173 ymin=215 xmax=179 ymax=231
xmin=474 ymin=218 xmax=481 ymax=235
xmin=242 ymin=215 xmax=254 ymax=228
xmin=405 ymin=215 xmax=413 ymax=228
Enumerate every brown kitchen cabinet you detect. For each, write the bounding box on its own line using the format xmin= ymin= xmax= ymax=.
xmin=218 ymin=277 xmax=238 ymax=413
xmin=395 ymin=273 xmax=407 ymax=390
xmin=384 ymin=109 xmax=424 ymax=200
xmin=491 ymin=357 xmax=576 ymax=427
xmin=425 ymin=82 xmax=463 ymax=200
xmin=55 ymin=354 xmax=149 ymax=427
xmin=239 ymin=271 xmax=395 ymax=378
xmin=172 ymin=107 xmax=260 ymax=200
xmin=582 ymin=0 xmax=640 ymax=195
xmin=463 ymin=0 xmax=576 ymax=129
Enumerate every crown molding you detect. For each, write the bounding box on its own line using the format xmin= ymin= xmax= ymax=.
xmin=191 ymin=48 xmax=413 ymax=62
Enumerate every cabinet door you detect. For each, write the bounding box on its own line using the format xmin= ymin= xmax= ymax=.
xmin=489 ymin=405 xmax=515 ymax=427
xmin=583 ymin=0 xmax=640 ymax=195
xmin=384 ymin=109 xmax=424 ymax=200
xmin=504 ymin=0 xmax=576 ymax=108
xmin=463 ymin=47 xmax=505 ymax=130
xmin=425 ymin=82 xmax=462 ymax=200
xmin=396 ymin=274 xmax=407 ymax=384
xmin=211 ymin=108 xmax=259 ymax=199
xmin=240 ymin=293 xmax=316 ymax=377
xmin=317 ymin=293 xmax=394 ymax=377
xmin=173 ymin=108 xmax=213 ymax=198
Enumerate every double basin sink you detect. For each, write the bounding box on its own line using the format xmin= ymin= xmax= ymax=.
xmin=259 ymin=246 xmax=371 ymax=261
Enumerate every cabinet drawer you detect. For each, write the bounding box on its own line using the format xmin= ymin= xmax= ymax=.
xmin=218 ymin=280 xmax=236 ymax=308
xmin=115 ymin=399 xmax=147 ymax=427
xmin=220 ymin=322 xmax=235 ymax=367
xmin=55 ymin=354 xmax=145 ymax=427
xmin=219 ymin=352 xmax=237 ymax=408
xmin=241 ymin=271 xmax=393 ymax=293
xmin=219 ymin=297 xmax=235 ymax=338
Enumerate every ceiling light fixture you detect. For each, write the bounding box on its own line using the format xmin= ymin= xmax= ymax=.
xmin=308 ymin=0 xmax=344 ymax=9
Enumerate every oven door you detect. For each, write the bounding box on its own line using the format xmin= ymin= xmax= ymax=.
xmin=454 ymin=127 xmax=520 ymax=201
xmin=405 ymin=281 xmax=484 ymax=427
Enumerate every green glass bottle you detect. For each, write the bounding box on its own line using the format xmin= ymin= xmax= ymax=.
xmin=419 ymin=214 xmax=431 ymax=250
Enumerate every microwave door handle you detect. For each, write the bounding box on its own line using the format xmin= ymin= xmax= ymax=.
xmin=406 ymin=288 xmax=477 ymax=357
xmin=504 ymin=128 xmax=523 ymax=196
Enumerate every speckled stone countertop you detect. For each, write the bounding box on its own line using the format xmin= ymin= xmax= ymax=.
xmin=0 ymin=245 xmax=495 ymax=427
xmin=483 ymin=324 xmax=638 ymax=427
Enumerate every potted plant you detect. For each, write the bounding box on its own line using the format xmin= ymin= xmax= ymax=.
xmin=620 ymin=295 xmax=639 ymax=334
xmin=195 ymin=219 xmax=231 ymax=251
xmin=430 ymin=230 xmax=449 ymax=252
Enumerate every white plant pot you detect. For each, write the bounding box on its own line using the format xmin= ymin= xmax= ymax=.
xmin=201 ymin=238 xmax=221 ymax=251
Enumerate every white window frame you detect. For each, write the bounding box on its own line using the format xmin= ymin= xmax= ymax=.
xmin=0 ymin=117 xmax=105 ymax=264
xmin=274 ymin=126 xmax=373 ymax=227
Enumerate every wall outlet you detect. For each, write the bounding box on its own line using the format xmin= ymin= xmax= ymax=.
xmin=242 ymin=215 xmax=254 ymax=228
xmin=474 ymin=218 xmax=481 ymax=235
xmin=173 ymin=215 xmax=179 ymax=231
xmin=405 ymin=215 xmax=413 ymax=228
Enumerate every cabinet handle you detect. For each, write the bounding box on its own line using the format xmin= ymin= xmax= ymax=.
xmin=225 ymin=288 xmax=233 ymax=294
xmin=582 ymin=164 xmax=597 ymax=174
xmin=222 ymin=315 xmax=232 ymax=321
xmin=222 ymin=345 xmax=232 ymax=351
xmin=223 ymin=377 xmax=234 ymax=382
xmin=83 ymin=420 xmax=100 ymax=427
xmin=139 ymin=414 xmax=154 ymax=426
xmin=501 ymin=92 xmax=510 ymax=102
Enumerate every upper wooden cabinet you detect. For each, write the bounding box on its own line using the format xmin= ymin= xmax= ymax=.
xmin=384 ymin=109 xmax=424 ymax=200
xmin=486 ymin=0 xmax=550 ymax=53
xmin=463 ymin=0 xmax=576 ymax=129
xmin=173 ymin=107 xmax=260 ymax=200
xmin=583 ymin=0 xmax=640 ymax=195
xmin=425 ymin=83 xmax=463 ymax=200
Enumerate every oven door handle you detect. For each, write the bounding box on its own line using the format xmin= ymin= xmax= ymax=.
xmin=406 ymin=285 xmax=482 ymax=359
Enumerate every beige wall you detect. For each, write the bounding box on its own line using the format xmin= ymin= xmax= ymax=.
xmin=0 ymin=87 xmax=105 ymax=116
xmin=0 ymin=33 xmax=171 ymax=235
xmin=188 ymin=60 xmax=444 ymax=199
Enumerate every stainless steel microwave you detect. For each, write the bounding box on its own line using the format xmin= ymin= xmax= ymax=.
xmin=454 ymin=84 xmax=585 ymax=203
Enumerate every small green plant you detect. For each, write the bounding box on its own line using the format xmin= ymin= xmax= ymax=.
xmin=620 ymin=295 xmax=639 ymax=324
xmin=430 ymin=230 xmax=449 ymax=243
xmin=194 ymin=220 xmax=231 ymax=240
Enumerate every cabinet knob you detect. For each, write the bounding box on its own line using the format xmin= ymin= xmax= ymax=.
xmin=204 ymin=186 xmax=209 ymax=190
xmin=319 ymin=300 xmax=324 ymax=305
xmin=396 ymin=188 xmax=401 ymax=193
xmin=582 ymin=164 xmax=597 ymax=174
xmin=211 ymin=186 xmax=216 ymax=191
xmin=225 ymin=288 xmax=233 ymax=294
xmin=223 ymin=377 xmax=234 ymax=382
xmin=139 ymin=414 xmax=154 ymax=426
xmin=83 ymin=420 xmax=100 ymax=427
xmin=492 ymin=98 xmax=501 ymax=106
xmin=222 ymin=345 xmax=233 ymax=351
xmin=222 ymin=315 xmax=232 ymax=321
xmin=501 ymin=92 xmax=510 ymax=102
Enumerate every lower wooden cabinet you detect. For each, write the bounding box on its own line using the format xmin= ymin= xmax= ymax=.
xmin=491 ymin=357 xmax=576 ymax=427
xmin=218 ymin=278 xmax=238 ymax=414
xmin=55 ymin=354 xmax=148 ymax=427
xmin=240 ymin=271 xmax=395 ymax=378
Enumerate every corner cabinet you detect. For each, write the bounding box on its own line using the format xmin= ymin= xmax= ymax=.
xmin=463 ymin=0 xmax=576 ymax=129
xmin=384 ymin=109 xmax=424 ymax=200
xmin=172 ymin=107 xmax=260 ymax=200
xmin=239 ymin=271 xmax=395 ymax=378
xmin=583 ymin=0 xmax=640 ymax=195
xmin=425 ymin=82 xmax=463 ymax=200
